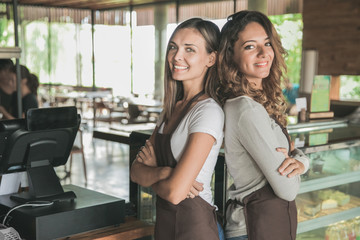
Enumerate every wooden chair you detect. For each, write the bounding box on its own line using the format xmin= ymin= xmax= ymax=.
xmin=126 ymin=103 xmax=149 ymax=124
xmin=93 ymin=98 xmax=127 ymax=126
xmin=67 ymin=128 xmax=87 ymax=183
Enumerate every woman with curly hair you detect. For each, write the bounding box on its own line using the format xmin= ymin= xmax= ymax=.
xmin=217 ymin=11 xmax=310 ymax=240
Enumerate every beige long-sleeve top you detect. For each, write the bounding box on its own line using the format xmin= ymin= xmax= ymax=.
xmin=224 ymin=96 xmax=309 ymax=238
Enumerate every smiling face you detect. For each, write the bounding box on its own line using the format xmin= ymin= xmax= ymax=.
xmin=167 ymin=28 xmax=215 ymax=86
xmin=233 ymin=22 xmax=274 ymax=88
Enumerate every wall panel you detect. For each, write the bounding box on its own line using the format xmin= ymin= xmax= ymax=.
xmin=302 ymin=0 xmax=360 ymax=75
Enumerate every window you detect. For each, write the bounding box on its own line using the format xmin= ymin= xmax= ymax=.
xmin=340 ymin=75 xmax=360 ymax=100
xmin=94 ymin=24 xmax=131 ymax=97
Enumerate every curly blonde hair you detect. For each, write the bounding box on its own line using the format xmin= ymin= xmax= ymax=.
xmin=217 ymin=11 xmax=288 ymax=127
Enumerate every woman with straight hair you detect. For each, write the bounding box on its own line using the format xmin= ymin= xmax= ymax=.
xmin=131 ymin=18 xmax=225 ymax=240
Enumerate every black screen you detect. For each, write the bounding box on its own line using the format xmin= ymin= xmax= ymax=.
xmin=26 ymin=106 xmax=78 ymax=131
xmin=0 ymin=106 xmax=80 ymax=202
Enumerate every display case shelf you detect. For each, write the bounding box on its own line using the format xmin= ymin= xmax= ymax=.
xmin=0 ymin=47 xmax=21 ymax=58
xmin=298 ymin=207 xmax=360 ymax=234
xmin=301 ymin=140 xmax=360 ymax=155
xmin=299 ymin=171 xmax=360 ymax=194
xmin=287 ymin=119 xmax=348 ymax=132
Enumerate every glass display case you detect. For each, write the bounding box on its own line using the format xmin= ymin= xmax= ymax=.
xmin=131 ymin=120 xmax=360 ymax=238
xmin=288 ymin=120 xmax=360 ymax=238
xmin=138 ymin=186 xmax=157 ymax=223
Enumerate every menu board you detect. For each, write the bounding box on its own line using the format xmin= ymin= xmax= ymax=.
xmin=309 ymin=133 xmax=329 ymax=146
xmin=310 ymin=75 xmax=331 ymax=112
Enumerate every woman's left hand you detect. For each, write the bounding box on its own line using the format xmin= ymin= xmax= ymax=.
xmin=276 ymin=147 xmax=305 ymax=178
xmin=187 ymin=180 xmax=204 ymax=199
xmin=136 ymin=140 xmax=157 ymax=167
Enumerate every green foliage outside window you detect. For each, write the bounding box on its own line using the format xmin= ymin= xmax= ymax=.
xmin=269 ymin=14 xmax=303 ymax=85
xmin=340 ymin=75 xmax=360 ymax=100
xmin=0 ymin=17 xmax=14 ymax=47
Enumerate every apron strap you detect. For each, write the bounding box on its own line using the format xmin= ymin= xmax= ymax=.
xmin=271 ymin=116 xmax=292 ymax=156
xmin=223 ymin=197 xmax=244 ymax=228
xmin=154 ymin=90 xmax=204 ymax=167
xmin=165 ymin=90 xmax=205 ymax=136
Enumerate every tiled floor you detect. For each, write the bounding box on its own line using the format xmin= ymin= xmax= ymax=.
xmin=57 ymin=122 xmax=131 ymax=202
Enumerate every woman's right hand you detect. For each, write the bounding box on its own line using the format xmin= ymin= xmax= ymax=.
xmin=136 ymin=140 xmax=157 ymax=167
xmin=135 ymin=140 xmax=204 ymax=198
xmin=277 ymin=147 xmax=305 ymax=177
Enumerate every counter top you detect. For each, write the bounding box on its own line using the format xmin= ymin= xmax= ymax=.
xmin=289 ymin=121 xmax=360 ymax=153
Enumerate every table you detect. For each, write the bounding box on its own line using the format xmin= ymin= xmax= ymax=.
xmin=126 ymin=97 xmax=162 ymax=108
xmin=92 ymin=123 xmax=156 ymax=145
xmin=92 ymin=125 xmax=156 ymax=213
xmin=93 ymin=127 xmax=132 ymax=144
xmin=60 ymin=216 xmax=154 ymax=239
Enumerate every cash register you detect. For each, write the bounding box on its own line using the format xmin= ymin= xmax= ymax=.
xmin=0 ymin=107 xmax=125 ymax=240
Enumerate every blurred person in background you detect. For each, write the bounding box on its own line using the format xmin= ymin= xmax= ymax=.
xmin=0 ymin=59 xmax=15 ymax=116
xmin=0 ymin=65 xmax=39 ymax=119
xmin=283 ymin=82 xmax=299 ymax=116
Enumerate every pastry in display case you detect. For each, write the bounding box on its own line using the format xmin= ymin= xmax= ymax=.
xmin=289 ymin=120 xmax=360 ymax=238
xmin=296 ymin=218 xmax=359 ymax=240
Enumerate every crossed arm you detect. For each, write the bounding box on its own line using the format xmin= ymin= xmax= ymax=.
xmin=277 ymin=141 xmax=306 ymax=178
xmin=131 ymin=123 xmax=307 ymax=205
xmin=237 ymin=107 xmax=309 ymax=201
xmin=130 ymin=130 xmax=215 ymax=205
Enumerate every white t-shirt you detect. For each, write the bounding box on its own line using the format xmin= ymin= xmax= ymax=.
xmin=157 ymin=98 xmax=224 ymax=205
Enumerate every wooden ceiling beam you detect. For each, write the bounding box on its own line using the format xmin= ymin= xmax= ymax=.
xmin=55 ymin=1 xmax=130 ymax=10
xmin=48 ymin=0 xmax=96 ymax=8
xmin=16 ymin=0 xmax=173 ymax=10
xmin=19 ymin=0 xmax=57 ymax=4
xmin=16 ymin=0 xmax=234 ymax=11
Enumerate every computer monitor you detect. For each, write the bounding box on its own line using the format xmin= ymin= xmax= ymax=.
xmin=0 ymin=106 xmax=80 ymax=203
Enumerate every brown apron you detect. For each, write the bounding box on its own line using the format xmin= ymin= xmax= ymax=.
xmin=153 ymin=91 xmax=219 ymax=240
xmin=225 ymin=117 xmax=297 ymax=240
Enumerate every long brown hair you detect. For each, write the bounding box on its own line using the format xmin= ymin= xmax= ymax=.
xmin=27 ymin=73 xmax=39 ymax=96
xmin=218 ymin=11 xmax=288 ymax=126
xmin=162 ymin=18 xmax=220 ymax=124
